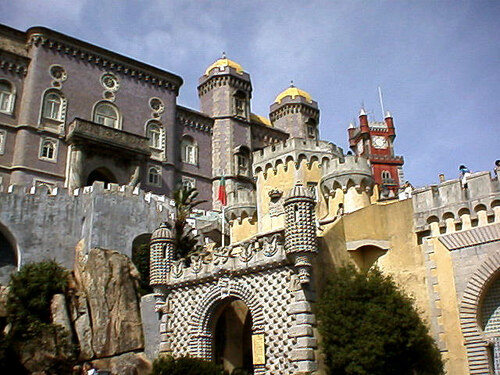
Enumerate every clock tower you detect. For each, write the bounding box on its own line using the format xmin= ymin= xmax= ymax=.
xmin=348 ymin=109 xmax=404 ymax=196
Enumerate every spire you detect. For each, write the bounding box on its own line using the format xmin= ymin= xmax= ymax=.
xmin=359 ymin=107 xmax=367 ymax=116
xmin=385 ymin=110 xmax=392 ymax=118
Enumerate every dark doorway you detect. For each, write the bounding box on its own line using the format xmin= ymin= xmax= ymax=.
xmin=213 ymin=299 xmax=253 ymax=374
xmin=86 ymin=167 xmax=117 ymax=188
xmin=0 ymin=226 xmax=17 ymax=285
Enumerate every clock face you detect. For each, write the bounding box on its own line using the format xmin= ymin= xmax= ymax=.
xmin=372 ymin=136 xmax=388 ymax=149
xmin=357 ymin=141 xmax=364 ymax=154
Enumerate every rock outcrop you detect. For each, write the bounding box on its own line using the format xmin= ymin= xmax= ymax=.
xmin=74 ymin=247 xmax=144 ymax=358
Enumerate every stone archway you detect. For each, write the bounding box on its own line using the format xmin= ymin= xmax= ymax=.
xmin=0 ymin=222 xmax=18 ymax=285
xmin=189 ymin=278 xmax=265 ymax=374
xmin=213 ymin=299 xmax=253 ymax=374
xmin=459 ymin=251 xmax=500 ymax=374
xmin=86 ymin=167 xmax=117 ymax=187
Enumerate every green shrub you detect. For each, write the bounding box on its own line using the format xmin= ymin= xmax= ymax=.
xmin=316 ymin=265 xmax=444 ymax=375
xmin=151 ymin=355 xmax=222 ymax=375
xmin=6 ymin=260 xmax=69 ymax=337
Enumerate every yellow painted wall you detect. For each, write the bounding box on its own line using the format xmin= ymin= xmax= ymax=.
xmin=255 ymin=159 xmax=323 ymax=233
xmin=230 ymin=215 xmax=258 ymax=243
xmin=428 ymin=237 xmax=469 ymax=374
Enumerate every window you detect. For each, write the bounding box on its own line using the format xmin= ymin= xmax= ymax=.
xmin=0 ymin=80 xmax=14 ymax=114
xmin=0 ymin=130 xmax=6 ymax=155
xmin=93 ymin=101 xmax=120 ymax=128
xmin=181 ymin=136 xmax=198 ymax=165
xmin=39 ymin=138 xmax=57 ymax=161
xmin=306 ymin=119 xmax=317 ymax=139
xmin=42 ymin=92 xmax=63 ymax=121
xmin=234 ymin=90 xmax=248 ymax=119
xmin=381 ymin=170 xmax=392 ymax=182
xmin=146 ymin=121 xmax=163 ymax=149
xmin=182 ymin=177 xmax=195 ymax=190
xmin=235 ymin=145 xmax=250 ymax=176
xmin=148 ymin=166 xmax=161 ymax=187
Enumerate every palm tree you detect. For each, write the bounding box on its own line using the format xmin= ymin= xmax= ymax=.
xmin=172 ymin=185 xmax=207 ymax=260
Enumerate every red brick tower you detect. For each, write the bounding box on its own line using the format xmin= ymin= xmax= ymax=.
xmin=348 ymin=109 xmax=404 ymax=195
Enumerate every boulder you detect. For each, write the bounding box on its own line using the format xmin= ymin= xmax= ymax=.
xmin=75 ymin=247 xmax=144 ymax=358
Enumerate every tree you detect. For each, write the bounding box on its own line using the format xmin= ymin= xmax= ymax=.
xmin=173 ymin=185 xmax=206 ymax=260
xmin=316 ymin=265 xmax=444 ymax=375
xmin=2 ymin=260 xmax=76 ymax=373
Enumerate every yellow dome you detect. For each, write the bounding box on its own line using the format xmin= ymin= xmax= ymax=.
xmin=205 ymin=58 xmax=244 ymax=76
xmin=274 ymin=86 xmax=312 ymax=104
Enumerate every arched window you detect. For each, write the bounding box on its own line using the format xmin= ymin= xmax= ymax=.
xmin=0 ymin=80 xmax=15 ymax=114
xmin=306 ymin=118 xmax=317 ymax=139
xmin=181 ymin=136 xmax=198 ymax=165
xmin=39 ymin=138 xmax=57 ymax=161
xmin=93 ymin=101 xmax=120 ymax=128
xmin=42 ymin=90 xmax=65 ymax=122
xmin=146 ymin=121 xmax=163 ymax=149
xmin=381 ymin=170 xmax=392 ymax=182
xmin=234 ymin=145 xmax=250 ymax=176
xmin=234 ymin=90 xmax=248 ymax=119
xmin=148 ymin=166 xmax=161 ymax=187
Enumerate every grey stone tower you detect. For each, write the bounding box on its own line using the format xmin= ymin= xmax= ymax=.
xmin=198 ymin=57 xmax=255 ymax=213
xmin=270 ymin=84 xmax=320 ymax=140
xmin=284 ymin=182 xmax=318 ymax=284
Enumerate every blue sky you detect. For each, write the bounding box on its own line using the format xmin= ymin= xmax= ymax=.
xmin=1 ymin=1 xmax=498 ymax=187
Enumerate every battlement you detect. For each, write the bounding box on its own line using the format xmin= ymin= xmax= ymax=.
xmin=253 ymin=138 xmax=343 ymax=175
xmin=162 ymin=229 xmax=287 ymax=287
xmin=0 ymin=181 xmax=175 ymax=215
xmin=320 ymin=155 xmax=374 ymax=194
xmin=0 ymin=181 xmax=174 ymax=270
xmin=413 ymin=171 xmax=500 ymax=231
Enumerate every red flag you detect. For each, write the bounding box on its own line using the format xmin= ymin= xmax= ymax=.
xmin=218 ymin=176 xmax=227 ymax=206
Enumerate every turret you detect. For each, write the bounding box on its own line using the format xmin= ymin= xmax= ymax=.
xmin=198 ymin=55 xmax=252 ymax=119
xmin=198 ymin=55 xmax=255 ymax=211
xmin=320 ymin=154 xmax=374 ymax=214
xmin=270 ymin=84 xmax=319 ymax=139
xmin=284 ymin=182 xmax=318 ymax=284
xmin=150 ymin=222 xmax=175 ymax=287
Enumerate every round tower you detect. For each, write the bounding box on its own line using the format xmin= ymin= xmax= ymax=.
xmin=149 ymin=222 xmax=174 ymax=287
xmin=320 ymin=155 xmax=374 ymax=214
xmin=270 ymin=83 xmax=319 ymax=140
xmin=284 ymin=182 xmax=318 ymax=284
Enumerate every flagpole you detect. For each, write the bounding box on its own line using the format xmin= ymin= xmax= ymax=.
xmin=222 ymin=205 xmax=225 ymax=248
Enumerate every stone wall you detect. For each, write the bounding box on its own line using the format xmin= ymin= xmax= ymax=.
xmin=0 ymin=181 xmax=172 ymax=282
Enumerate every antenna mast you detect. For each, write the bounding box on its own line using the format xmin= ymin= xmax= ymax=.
xmin=378 ymin=86 xmax=385 ymax=119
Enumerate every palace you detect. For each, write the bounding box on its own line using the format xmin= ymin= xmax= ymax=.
xmin=0 ymin=24 xmax=499 ymax=374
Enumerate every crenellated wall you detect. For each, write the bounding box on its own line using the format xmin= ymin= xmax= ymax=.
xmin=0 ymin=181 xmax=172 ymax=278
xmin=413 ymin=171 xmax=500 ymax=236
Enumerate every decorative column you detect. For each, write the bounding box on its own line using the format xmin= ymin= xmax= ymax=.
xmin=68 ymin=144 xmax=85 ymax=191
xmin=150 ymin=222 xmax=175 ymax=355
xmin=284 ymin=182 xmax=318 ymax=284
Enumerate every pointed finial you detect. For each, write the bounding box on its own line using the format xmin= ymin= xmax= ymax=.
xmin=222 ymin=51 xmax=226 ymax=59
xmin=348 ymin=122 xmax=355 ymax=129
xmin=359 ymin=108 xmax=367 ymax=116
xmin=385 ymin=110 xmax=392 ymax=118
xmin=290 ymin=80 xmax=295 ymax=88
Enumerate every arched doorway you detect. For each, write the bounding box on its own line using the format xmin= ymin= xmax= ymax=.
xmin=213 ymin=299 xmax=253 ymax=374
xmin=131 ymin=233 xmax=152 ymax=295
xmin=0 ymin=224 xmax=18 ymax=285
xmin=86 ymin=167 xmax=117 ymax=188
